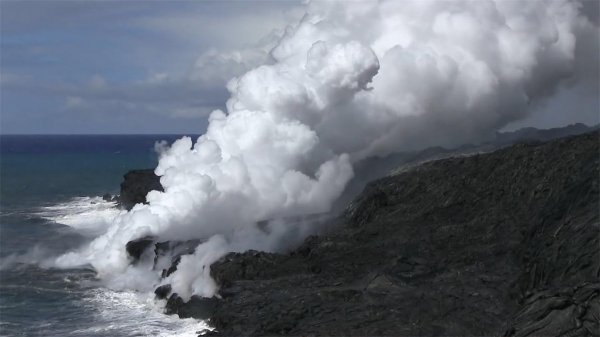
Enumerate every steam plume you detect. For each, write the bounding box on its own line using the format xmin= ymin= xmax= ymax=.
xmin=56 ymin=0 xmax=598 ymax=300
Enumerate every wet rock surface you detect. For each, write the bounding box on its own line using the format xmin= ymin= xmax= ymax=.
xmin=119 ymin=169 xmax=163 ymax=210
xmin=165 ymin=294 xmax=219 ymax=319
xmin=125 ymin=236 xmax=155 ymax=262
xmin=202 ymin=132 xmax=599 ymax=336
xmin=154 ymin=284 xmax=172 ymax=300
xmin=124 ymin=236 xmax=202 ymax=273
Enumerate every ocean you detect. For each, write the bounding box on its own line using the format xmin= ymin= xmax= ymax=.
xmin=0 ymin=135 xmax=208 ymax=337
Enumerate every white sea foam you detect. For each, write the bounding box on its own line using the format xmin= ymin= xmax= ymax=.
xmin=74 ymin=289 xmax=210 ymax=337
xmin=0 ymin=197 xmax=120 ymax=270
xmin=37 ymin=196 xmax=122 ymax=236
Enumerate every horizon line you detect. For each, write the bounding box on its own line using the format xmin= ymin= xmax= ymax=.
xmin=0 ymin=133 xmax=203 ymax=136
xmin=1 ymin=122 xmax=597 ymax=137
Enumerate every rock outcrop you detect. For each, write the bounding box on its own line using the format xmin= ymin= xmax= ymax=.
xmin=119 ymin=169 xmax=163 ymax=210
xmin=200 ymin=131 xmax=599 ymax=336
xmin=165 ymin=294 xmax=219 ymax=320
xmin=124 ymin=236 xmax=202 ymax=277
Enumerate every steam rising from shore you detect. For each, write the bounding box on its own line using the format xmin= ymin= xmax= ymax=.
xmin=56 ymin=0 xmax=598 ymax=299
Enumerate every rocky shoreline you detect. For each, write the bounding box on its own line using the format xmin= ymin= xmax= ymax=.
xmin=119 ymin=129 xmax=599 ymax=336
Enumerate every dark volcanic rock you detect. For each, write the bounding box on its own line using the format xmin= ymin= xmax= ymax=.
xmin=125 ymin=236 xmax=155 ymax=262
xmin=165 ymin=293 xmax=218 ymax=319
xmin=332 ymin=123 xmax=598 ymax=212
xmin=125 ymin=237 xmax=202 ymax=272
xmin=207 ymin=131 xmax=600 ymax=336
xmin=154 ymin=284 xmax=172 ymax=300
xmin=119 ymin=169 xmax=163 ymax=210
xmin=154 ymin=239 xmax=203 ymax=278
xmin=506 ymin=283 xmax=599 ymax=336
xmin=161 ymin=257 xmax=181 ymax=278
xmin=212 ymin=250 xmax=303 ymax=288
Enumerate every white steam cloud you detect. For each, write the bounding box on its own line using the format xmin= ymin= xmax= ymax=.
xmin=56 ymin=0 xmax=598 ymax=300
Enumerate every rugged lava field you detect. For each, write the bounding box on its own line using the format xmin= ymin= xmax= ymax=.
xmin=205 ymin=131 xmax=599 ymax=336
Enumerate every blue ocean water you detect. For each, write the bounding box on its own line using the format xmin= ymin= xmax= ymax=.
xmin=0 ymin=135 xmax=206 ymax=337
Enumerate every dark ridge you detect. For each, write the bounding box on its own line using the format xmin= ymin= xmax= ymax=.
xmin=333 ymin=123 xmax=598 ymax=212
xmin=200 ymin=131 xmax=599 ymax=336
xmin=494 ymin=122 xmax=598 ymax=145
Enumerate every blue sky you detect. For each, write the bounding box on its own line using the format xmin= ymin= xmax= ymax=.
xmin=1 ymin=0 xmax=302 ymax=134
xmin=1 ymin=0 xmax=598 ymax=134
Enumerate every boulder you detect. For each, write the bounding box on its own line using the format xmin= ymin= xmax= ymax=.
xmin=125 ymin=236 xmax=155 ymax=262
xmin=119 ymin=169 xmax=163 ymax=210
xmin=165 ymin=293 xmax=218 ymax=319
xmin=154 ymin=284 xmax=172 ymax=300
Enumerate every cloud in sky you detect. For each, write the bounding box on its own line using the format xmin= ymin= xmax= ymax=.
xmin=0 ymin=0 xmax=598 ymax=134
xmin=0 ymin=0 xmax=303 ymax=134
